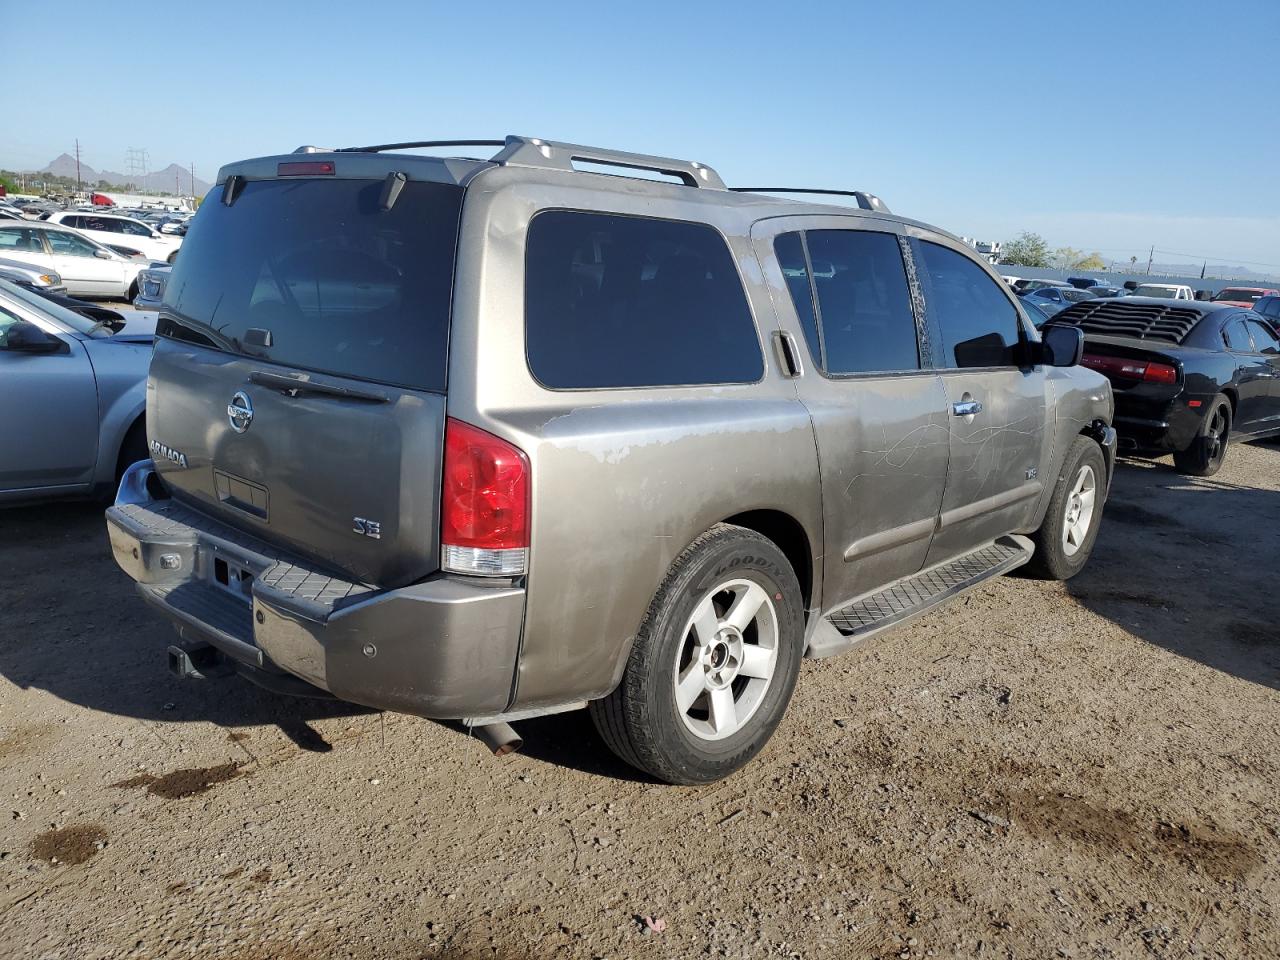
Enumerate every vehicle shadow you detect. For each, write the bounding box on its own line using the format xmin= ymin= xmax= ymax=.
xmin=0 ymin=500 xmax=370 ymax=752
xmin=1060 ymin=449 xmax=1280 ymax=691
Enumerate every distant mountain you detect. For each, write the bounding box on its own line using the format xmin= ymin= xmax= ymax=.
xmin=36 ymin=154 xmax=211 ymax=196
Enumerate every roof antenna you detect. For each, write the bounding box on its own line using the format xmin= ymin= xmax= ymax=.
xmin=379 ymin=171 xmax=408 ymax=212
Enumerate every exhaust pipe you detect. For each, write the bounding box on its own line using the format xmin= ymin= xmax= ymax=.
xmin=472 ymin=721 xmax=522 ymax=756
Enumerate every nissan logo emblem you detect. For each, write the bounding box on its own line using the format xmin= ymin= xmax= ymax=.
xmin=227 ymin=391 xmax=254 ymax=433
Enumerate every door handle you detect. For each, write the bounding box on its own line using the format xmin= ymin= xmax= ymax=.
xmin=952 ymin=399 xmax=983 ymax=417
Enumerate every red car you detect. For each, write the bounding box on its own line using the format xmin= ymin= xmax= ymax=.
xmin=1210 ymin=286 xmax=1280 ymax=308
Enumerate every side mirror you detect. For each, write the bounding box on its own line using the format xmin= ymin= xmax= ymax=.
xmin=2 ymin=320 xmax=65 ymax=354
xmin=94 ymin=249 xmax=113 ymax=260
xmin=1040 ymin=323 xmax=1084 ymax=367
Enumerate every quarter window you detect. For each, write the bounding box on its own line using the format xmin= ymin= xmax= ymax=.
xmin=773 ymin=229 xmax=919 ymax=374
xmin=525 ymin=211 xmax=763 ymax=389
xmin=919 ymin=241 xmax=1022 ymax=368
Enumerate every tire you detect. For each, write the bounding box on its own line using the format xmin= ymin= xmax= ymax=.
xmin=1173 ymin=395 xmax=1230 ymax=477
xmin=1025 ymin=436 xmax=1107 ymax=581
xmin=115 ymin=419 xmax=148 ymax=485
xmin=589 ymin=523 xmax=805 ymax=785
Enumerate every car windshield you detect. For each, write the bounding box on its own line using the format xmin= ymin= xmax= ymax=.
xmin=0 ymin=279 xmax=112 ymax=337
xmin=1133 ymin=285 xmax=1177 ymax=297
xmin=1213 ymin=288 xmax=1263 ymax=303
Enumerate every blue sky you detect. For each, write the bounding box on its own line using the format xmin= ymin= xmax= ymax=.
xmin=7 ymin=0 xmax=1278 ymax=270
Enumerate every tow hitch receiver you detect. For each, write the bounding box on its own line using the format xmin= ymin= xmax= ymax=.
xmin=167 ymin=639 xmax=235 ymax=680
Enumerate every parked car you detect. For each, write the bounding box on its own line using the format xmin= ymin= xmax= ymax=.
xmin=106 ymin=136 xmax=1114 ymax=784
xmin=0 ymin=209 xmax=24 ymax=221
xmin=1210 ymin=286 xmax=1280 ymax=308
xmin=1022 ymin=285 xmax=1097 ymax=316
xmin=1253 ymin=295 xmax=1280 ymax=326
xmin=0 ymin=222 xmax=149 ymax=299
xmin=0 ymin=256 xmax=65 ymax=294
xmin=133 ymin=264 xmax=170 ymax=309
xmin=1130 ymin=283 xmax=1195 ymax=301
xmin=45 ymin=212 xmax=183 ymax=263
xmin=1067 ymin=276 xmax=1104 ymax=290
xmin=1012 ymin=277 xmax=1071 ymax=293
xmin=1087 ymin=285 xmax=1124 ymax=298
xmin=1052 ymin=297 xmax=1280 ymax=475
xmin=0 ymin=279 xmax=155 ymax=503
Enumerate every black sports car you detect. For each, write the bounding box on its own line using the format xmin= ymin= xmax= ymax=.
xmin=1049 ymin=297 xmax=1280 ymax=476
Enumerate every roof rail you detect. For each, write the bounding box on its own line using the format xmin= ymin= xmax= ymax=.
xmin=492 ymin=136 xmax=726 ymax=189
xmin=334 ymin=140 xmax=507 ymax=154
xmin=333 ymin=135 xmax=726 ymax=189
xmin=729 ymin=187 xmax=890 ymax=213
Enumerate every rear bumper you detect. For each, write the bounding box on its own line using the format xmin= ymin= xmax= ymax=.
xmin=1113 ymin=396 xmax=1206 ymax=453
xmin=105 ymin=488 xmax=523 ymax=719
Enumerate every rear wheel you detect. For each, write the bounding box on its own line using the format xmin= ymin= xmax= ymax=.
xmin=590 ymin=524 xmax=804 ymax=784
xmin=1025 ymin=436 xmax=1106 ymax=580
xmin=1173 ymin=396 xmax=1230 ymax=477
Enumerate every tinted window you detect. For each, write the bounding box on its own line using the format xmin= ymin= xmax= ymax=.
xmin=803 ymin=230 xmax=918 ymax=373
xmin=118 ymin=219 xmax=152 ymax=236
xmin=525 ymin=211 xmax=762 ymax=388
xmin=920 ymin=241 xmax=1021 ymax=368
xmin=163 ymin=178 xmax=463 ymax=392
xmin=1246 ymin=319 xmax=1280 ymax=355
xmin=773 ymin=232 xmax=821 ymax=365
xmin=1223 ymin=319 xmax=1252 ymax=351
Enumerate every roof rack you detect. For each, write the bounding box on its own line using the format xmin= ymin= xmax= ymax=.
xmin=331 ymin=135 xmax=727 ymax=189
xmin=729 ymin=187 xmax=890 ymax=213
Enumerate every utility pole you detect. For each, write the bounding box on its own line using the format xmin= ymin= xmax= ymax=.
xmin=74 ymin=138 xmax=82 ymax=196
xmin=1146 ymin=245 xmax=1154 ymax=275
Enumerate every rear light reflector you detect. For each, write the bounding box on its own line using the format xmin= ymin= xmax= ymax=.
xmin=277 ymin=161 xmax=335 ymax=176
xmin=441 ymin=418 xmax=529 ymax=577
xmin=1081 ymin=354 xmax=1179 ymax=384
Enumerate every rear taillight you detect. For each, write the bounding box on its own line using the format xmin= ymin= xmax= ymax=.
xmin=1081 ymin=354 xmax=1179 ymax=385
xmin=440 ymin=418 xmax=529 ymax=576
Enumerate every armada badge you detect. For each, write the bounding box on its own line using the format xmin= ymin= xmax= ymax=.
xmin=149 ymin=440 xmax=188 ymax=468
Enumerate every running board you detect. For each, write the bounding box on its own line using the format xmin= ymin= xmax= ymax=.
xmin=807 ymin=535 xmax=1033 ymax=658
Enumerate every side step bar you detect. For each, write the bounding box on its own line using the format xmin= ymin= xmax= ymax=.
xmin=808 ymin=535 xmax=1033 ymax=658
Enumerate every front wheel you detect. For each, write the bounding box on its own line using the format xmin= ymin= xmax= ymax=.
xmin=590 ymin=524 xmax=805 ymax=784
xmin=1025 ymin=436 xmax=1107 ymax=580
xmin=1173 ymin=396 xmax=1230 ymax=477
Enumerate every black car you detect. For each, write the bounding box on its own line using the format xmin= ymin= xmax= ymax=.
xmin=1254 ymin=295 xmax=1280 ymax=328
xmin=1049 ymin=298 xmax=1280 ymax=476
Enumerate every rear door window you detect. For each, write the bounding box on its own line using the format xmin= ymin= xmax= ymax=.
xmin=525 ymin=211 xmax=763 ymax=389
xmin=919 ymin=241 xmax=1022 ymax=368
xmin=1223 ymin=319 xmax=1252 ymax=352
xmin=790 ymin=229 xmax=918 ymax=374
xmin=161 ymin=177 xmax=464 ymax=392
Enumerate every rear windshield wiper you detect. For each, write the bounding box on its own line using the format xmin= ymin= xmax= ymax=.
xmin=248 ymin=369 xmax=390 ymax=403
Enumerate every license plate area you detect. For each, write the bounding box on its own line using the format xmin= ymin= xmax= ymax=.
xmin=211 ymin=555 xmax=254 ymax=603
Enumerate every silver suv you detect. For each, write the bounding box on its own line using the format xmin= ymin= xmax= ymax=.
xmin=106 ymin=137 xmax=1115 ymax=783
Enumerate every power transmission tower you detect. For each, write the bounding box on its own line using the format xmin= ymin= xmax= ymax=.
xmin=125 ymin=147 xmax=150 ymax=191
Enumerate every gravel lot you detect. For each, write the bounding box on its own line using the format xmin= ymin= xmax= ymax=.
xmin=2 ymin=443 xmax=1277 ymax=960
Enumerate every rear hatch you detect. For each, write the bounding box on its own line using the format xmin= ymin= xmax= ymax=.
xmin=150 ymin=162 xmax=468 ymax=588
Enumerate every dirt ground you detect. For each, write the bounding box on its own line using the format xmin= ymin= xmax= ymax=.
xmin=2 ymin=442 xmax=1277 ymax=960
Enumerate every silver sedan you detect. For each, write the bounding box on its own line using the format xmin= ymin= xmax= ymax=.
xmin=0 ymin=280 xmax=155 ymax=503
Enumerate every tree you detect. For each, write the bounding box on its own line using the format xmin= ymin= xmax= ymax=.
xmin=1050 ymin=247 xmax=1107 ymax=271
xmin=1000 ymin=231 xmax=1050 ymax=268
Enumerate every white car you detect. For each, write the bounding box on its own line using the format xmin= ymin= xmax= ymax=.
xmin=0 ymin=222 xmax=148 ymax=299
xmin=1131 ymin=283 xmax=1195 ymax=301
xmin=45 ymin=211 xmax=183 ymax=263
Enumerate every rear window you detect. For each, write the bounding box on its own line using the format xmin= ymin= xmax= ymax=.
xmin=161 ymin=177 xmax=463 ymax=392
xmin=525 ymin=211 xmax=763 ymax=389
